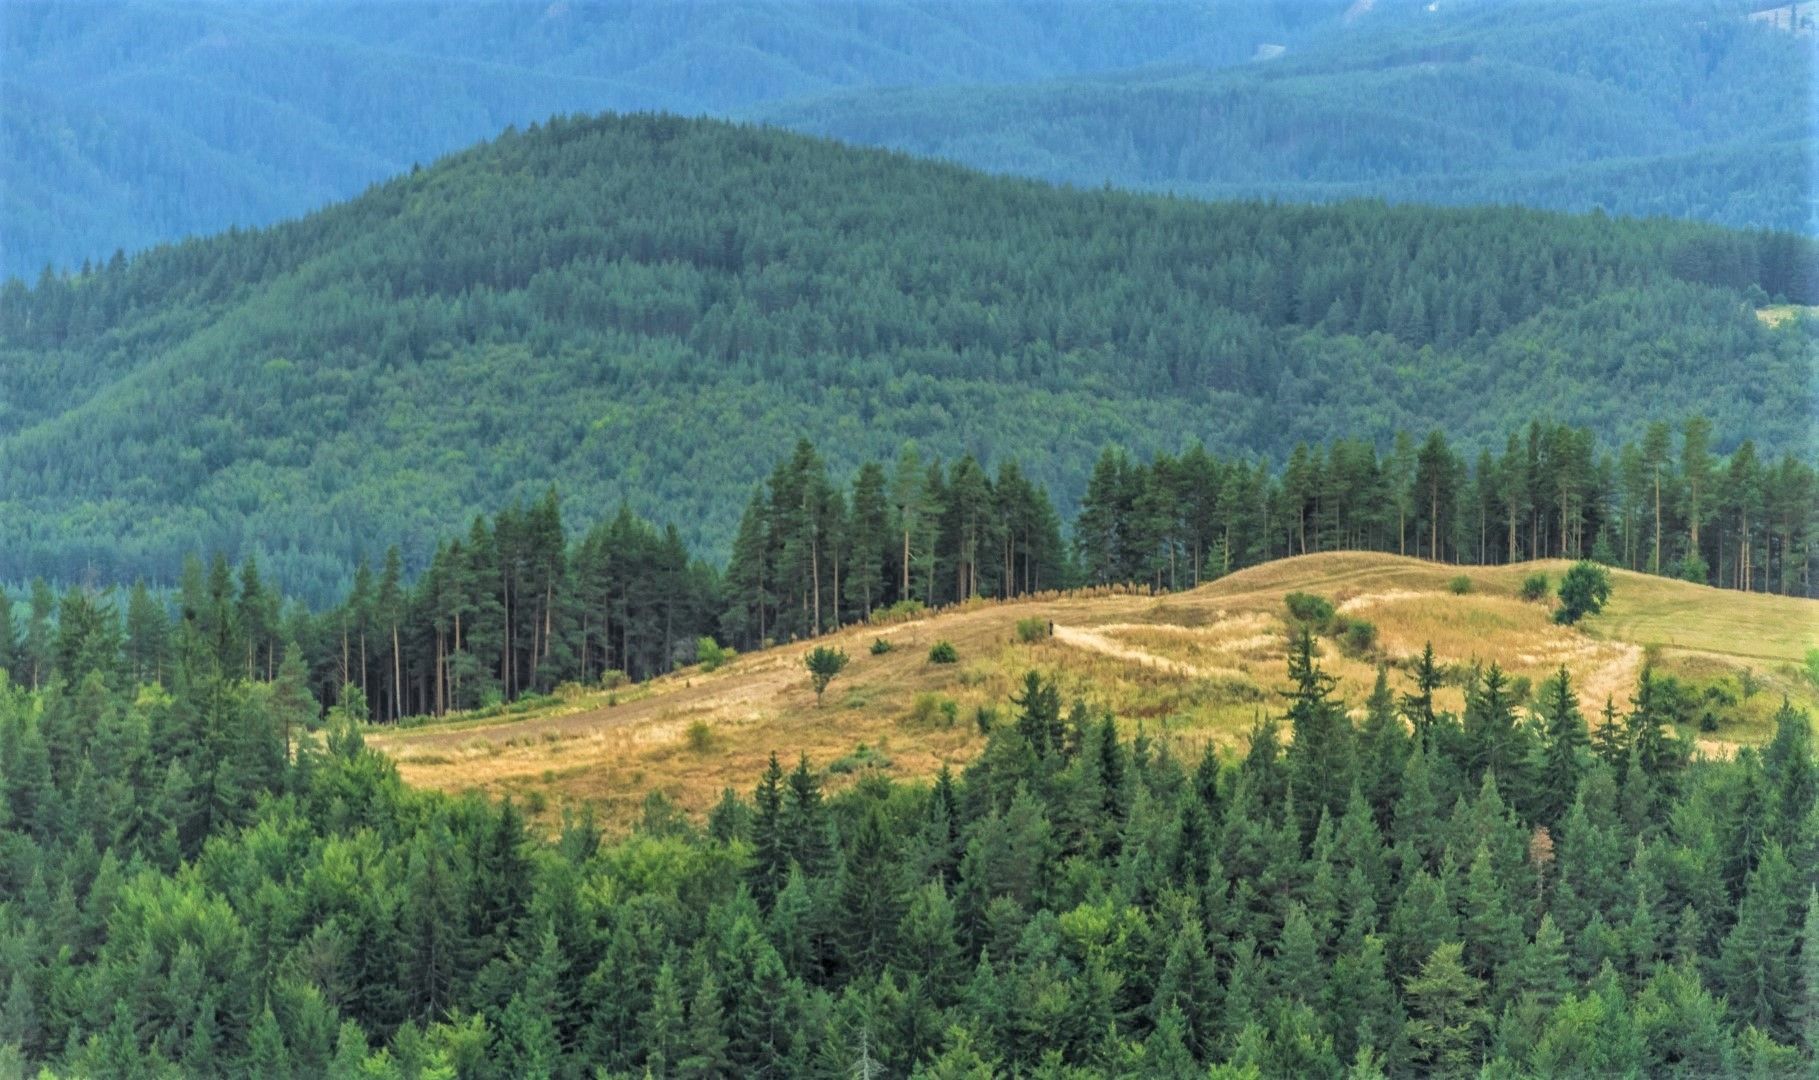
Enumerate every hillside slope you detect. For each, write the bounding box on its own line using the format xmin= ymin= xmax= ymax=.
xmin=372 ymin=553 xmax=1819 ymax=828
xmin=2 ymin=114 xmax=1813 ymax=596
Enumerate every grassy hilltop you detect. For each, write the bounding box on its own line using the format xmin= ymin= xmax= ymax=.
xmin=373 ymin=552 xmax=1819 ymax=829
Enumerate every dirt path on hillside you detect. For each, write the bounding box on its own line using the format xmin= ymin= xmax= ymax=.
xmin=1578 ymin=640 xmax=1645 ymax=715
xmin=1052 ymin=624 xmax=1201 ymax=676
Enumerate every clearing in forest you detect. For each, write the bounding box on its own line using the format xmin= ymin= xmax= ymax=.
xmin=370 ymin=552 xmax=1818 ymax=829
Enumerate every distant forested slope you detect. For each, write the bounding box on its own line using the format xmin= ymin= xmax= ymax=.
xmin=760 ymin=1 xmax=1817 ymax=232
xmin=4 ymin=0 xmax=1813 ymax=278
xmin=1 ymin=114 xmax=1812 ymax=595
xmin=0 ymin=0 xmax=1351 ymax=278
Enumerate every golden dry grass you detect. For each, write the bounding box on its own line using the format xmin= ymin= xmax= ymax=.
xmin=371 ymin=553 xmax=1818 ymax=830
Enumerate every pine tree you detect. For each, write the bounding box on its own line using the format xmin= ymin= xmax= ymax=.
xmin=1461 ymin=663 xmax=1527 ymax=790
xmin=832 ymin=804 xmax=902 ymax=976
xmin=1401 ymin=643 xmax=1443 ymax=749
xmin=1359 ymin=666 xmax=1408 ymax=827
xmin=1534 ymin=667 xmax=1588 ymax=826
xmin=1682 ymin=415 xmax=1714 ymax=575
xmin=896 ymin=881 xmax=964 ymax=1003
xmin=1284 ymin=627 xmax=1349 ymax=832
xmin=500 ymin=928 xmax=565 ymax=1077
xmin=1460 ymin=843 xmax=1521 ymax=988
xmin=1798 ymin=887 xmax=1818 ymax=1057
xmin=785 ymin=753 xmax=831 ymax=877
xmin=1719 ymin=842 xmax=1800 ymax=1039
xmin=246 ymin=1003 xmax=293 ymax=1080
xmin=123 ymin=581 xmax=169 ymax=686
xmin=639 ymin=961 xmax=687 ymax=1076
xmin=749 ymin=752 xmax=789 ymax=906
xmin=23 ymin=579 xmax=55 ymax=691
xmin=848 ymin=461 xmax=891 ymax=618
xmin=1403 ymin=941 xmax=1490 ymax=1076
xmin=1274 ymin=902 xmax=1325 ymax=1006
xmin=678 ymin=969 xmax=730 ymax=1079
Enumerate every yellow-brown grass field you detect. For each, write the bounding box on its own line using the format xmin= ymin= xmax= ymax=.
xmin=370 ymin=553 xmax=1818 ymax=831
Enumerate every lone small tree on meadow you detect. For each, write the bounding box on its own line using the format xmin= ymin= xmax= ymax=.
xmin=805 ymin=646 xmax=849 ymax=706
xmin=1554 ymin=561 xmax=1612 ymax=625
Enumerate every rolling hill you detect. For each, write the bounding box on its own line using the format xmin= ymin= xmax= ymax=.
xmin=370 ymin=552 xmax=1819 ymax=829
xmin=2 ymin=113 xmax=1813 ymax=597
xmin=4 ymin=0 xmax=1813 ymax=279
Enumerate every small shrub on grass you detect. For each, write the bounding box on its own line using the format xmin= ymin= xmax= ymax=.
xmin=928 ymin=641 xmax=958 ymax=664
xmin=870 ymin=637 xmax=894 ymax=655
xmin=1284 ymin=592 xmax=1336 ymax=627
xmin=1555 ymin=560 xmax=1612 ymax=625
xmin=1339 ymin=618 xmax=1378 ymax=657
xmin=599 ymin=670 xmax=628 ymax=690
xmin=1448 ymin=575 xmax=1473 ymax=595
xmin=696 ymin=636 xmax=734 ymax=672
xmin=685 ymin=720 xmax=715 ymax=754
xmin=910 ymin=692 xmax=956 ymax=727
xmin=1016 ymin=617 xmax=1051 ymax=643
xmin=828 ymin=743 xmax=892 ymax=774
xmin=1678 ymin=553 xmax=1708 ymax=585
xmin=805 ymin=646 xmax=850 ymax=705
xmin=1520 ymin=573 xmax=1549 ymax=601
xmin=874 ymin=599 xmax=927 ymax=623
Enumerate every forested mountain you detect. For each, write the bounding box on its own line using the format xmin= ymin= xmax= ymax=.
xmin=5 ymin=0 xmax=1813 ymax=279
xmin=1 ymin=0 xmax=1353 ymax=279
xmin=761 ymin=0 xmax=1819 ymax=233
xmin=3 ymin=113 xmax=1814 ymax=597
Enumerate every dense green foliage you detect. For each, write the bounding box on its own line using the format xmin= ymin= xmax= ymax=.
xmin=2 ymin=603 xmax=1814 ymax=1076
xmin=765 ymin=0 xmax=1817 ymax=234
xmin=1554 ymin=562 xmax=1613 ymax=626
xmin=2 ymin=0 xmax=1355 ymax=279
xmin=3 ymin=113 xmax=1813 ymax=598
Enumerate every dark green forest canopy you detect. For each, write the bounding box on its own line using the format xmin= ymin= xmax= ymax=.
xmin=2 ymin=113 xmax=1814 ymax=595
xmin=2 ymin=607 xmax=1815 ymax=1076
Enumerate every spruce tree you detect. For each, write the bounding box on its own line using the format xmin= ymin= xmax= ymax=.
xmin=1535 ymin=667 xmax=1589 ymax=826
xmin=1719 ymin=842 xmax=1800 ymax=1039
xmin=1403 ymin=941 xmax=1490 ymax=1076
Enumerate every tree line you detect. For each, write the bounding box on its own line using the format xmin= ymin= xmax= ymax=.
xmin=0 ymin=587 xmax=1813 ymax=1075
xmin=0 ymin=414 xmax=1811 ymax=724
